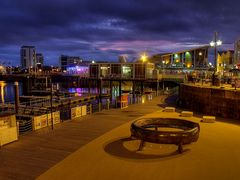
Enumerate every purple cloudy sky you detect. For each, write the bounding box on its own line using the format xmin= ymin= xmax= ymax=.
xmin=0 ymin=0 xmax=239 ymax=65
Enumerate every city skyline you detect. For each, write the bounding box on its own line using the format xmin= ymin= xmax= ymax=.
xmin=0 ymin=0 xmax=239 ymax=65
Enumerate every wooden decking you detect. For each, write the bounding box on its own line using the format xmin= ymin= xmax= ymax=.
xmin=0 ymin=96 xmax=166 ymax=180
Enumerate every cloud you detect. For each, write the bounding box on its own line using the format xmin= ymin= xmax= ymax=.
xmin=0 ymin=0 xmax=239 ymax=65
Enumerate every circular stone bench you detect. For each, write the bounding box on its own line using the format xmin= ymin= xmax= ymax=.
xmin=130 ymin=118 xmax=200 ymax=153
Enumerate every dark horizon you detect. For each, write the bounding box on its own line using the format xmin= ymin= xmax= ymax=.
xmin=0 ymin=0 xmax=239 ymax=66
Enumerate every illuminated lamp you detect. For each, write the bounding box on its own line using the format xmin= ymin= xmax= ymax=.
xmin=210 ymin=41 xmax=215 ymax=47
xmin=216 ymin=40 xmax=222 ymax=46
xmin=141 ymin=53 xmax=148 ymax=62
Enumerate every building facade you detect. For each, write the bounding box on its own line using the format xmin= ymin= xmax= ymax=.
xmin=151 ymin=46 xmax=209 ymax=70
xmin=60 ymin=55 xmax=83 ymax=70
xmin=217 ymin=50 xmax=234 ymax=72
xmin=89 ymin=63 xmax=155 ymax=79
xmin=234 ymin=39 xmax=240 ymax=65
xmin=20 ymin=46 xmax=36 ymax=69
xmin=36 ymin=53 xmax=44 ymax=65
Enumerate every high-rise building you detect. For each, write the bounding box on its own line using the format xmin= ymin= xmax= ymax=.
xmin=36 ymin=53 xmax=44 ymax=65
xmin=20 ymin=46 xmax=36 ymax=69
xmin=234 ymin=39 xmax=240 ymax=65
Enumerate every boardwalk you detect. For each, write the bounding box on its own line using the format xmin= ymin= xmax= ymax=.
xmin=0 ymin=95 xmax=167 ymax=180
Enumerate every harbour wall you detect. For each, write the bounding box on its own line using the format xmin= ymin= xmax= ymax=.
xmin=179 ymin=84 xmax=240 ymax=119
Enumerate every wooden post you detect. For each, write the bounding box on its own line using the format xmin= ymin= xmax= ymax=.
xmin=50 ymin=82 xmax=54 ymax=130
xmin=162 ymin=80 xmax=165 ymax=93
xmin=89 ymin=104 xmax=92 ymax=114
xmin=110 ymin=80 xmax=113 ymax=102
xmin=88 ymin=79 xmax=91 ymax=96
xmin=107 ymin=99 xmax=110 ymax=110
xmin=14 ymin=82 xmax=20 ymax=114
xmin=132 ymin=81 xmax=136 ymax=104
xmin=98 ymin=102 xmax=101 ymax=112
xmin=99 ymin=78 xmax=102 ymax=103
xmin=119 ymin=80 xmax=122 ymax=98
xmin=141 ymin=81 xmax=144 ymax=95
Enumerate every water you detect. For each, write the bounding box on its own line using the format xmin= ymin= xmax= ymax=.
xmin=0 ymin=81 xmax=154 ymax=105
xmin=0 ymin=81 xmax=122 ymax=103
xmin=67 ymin=86 xmax=120 ymax=99
xmin=0 ymin=81 xmax=23 ymax=103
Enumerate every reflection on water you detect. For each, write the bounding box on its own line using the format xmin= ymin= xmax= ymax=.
xmin=0 ymin=81 xmax=6 ymax=103
xmin=0 ymin=81 xmax=153 ymax=104
xmin=67 ymin=86 xmax=120 ymax=99
xmin=0 ymin=81 xmax=23 ymax=103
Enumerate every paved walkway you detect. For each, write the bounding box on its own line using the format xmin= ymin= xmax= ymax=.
xmin=38 ymin=110 xmax=240 ymax=180
xmin=0 ymin=95 xmax=167 ymax=180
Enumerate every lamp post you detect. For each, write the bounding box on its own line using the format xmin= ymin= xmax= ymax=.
xmin=162 ymin=60 xmax=165 ymax=92
xmin=210 ymin=32 xmax=222 ymax=85
xmin=210 ymin=32 xmax=222 ymax=71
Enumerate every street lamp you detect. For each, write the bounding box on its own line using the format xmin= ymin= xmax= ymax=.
xmin=209 ymin=32 xmax=222 ymax=71
xmin=209 ymin=32 xmax=222 ymax=86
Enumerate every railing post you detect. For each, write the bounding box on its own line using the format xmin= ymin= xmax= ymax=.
xmin=98 ymin=102 xmax=101 ymax=112
xmin=89 ymin=104 xmax=92 ymax=114
xmin=115 ymin=99 xmax=118 ymax=108
xmin=107 ymin=99 xmax=110 ymax=110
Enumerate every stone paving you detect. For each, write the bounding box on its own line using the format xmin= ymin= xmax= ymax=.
xmin=38 ymin=110 xmax=240 ymax=180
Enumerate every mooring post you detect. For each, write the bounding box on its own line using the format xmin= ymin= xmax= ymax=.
xmin=99 ymin=78 xmax=102 ymax=104
xmin=88 ymin=79 xmax=91 ymax=96
xmin=89 ymin=104 xmax=92 ymax=114
xmin=119 ymin=80 xmax=122 ymax=98
xmin=156 ymin=80 xmax=159 ymax=96
xmin=14 ymin=82 xmax=20 ymax=114
xmin=141 ymin=81 xmax=144 ymax=95
xmin=110 ymin=80 xmax=113 ymax=103
xmin=132 ymin=81 xmax=135 ymax=104
xmin=50 ymin=82 xmax=54 ymax=130
xmin=107 ymin=99 xmax=110 ymax=110
xmin=98 ymin=102 xmax=101 ymax=112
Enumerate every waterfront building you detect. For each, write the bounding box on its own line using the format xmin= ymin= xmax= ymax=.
xmin=36 ymin=53 xmax=44 ymax=70
xmin=59 ymin=55 xmax=94 ymax=75
xmin=0 ymin=65 xmax=6 ymax=75
xmin=36 ymin=53 xmax=44 ymax=65
xmin=66 ymin=65 xmax=89 ymax=77
xmin=89 ymin=62 xmax=155 ymax=79
xmin=20 ymin=46 xmax=36 ymax=69
xmin=234 ymin=39 xmax=240 ymax=65
xmin=217 ymin=50 xmax=234 ymax=72
xmin=60 ymin=55 xmax=84 ymax=70
xmin=151 ymin=46 xmax=209 ymax=70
